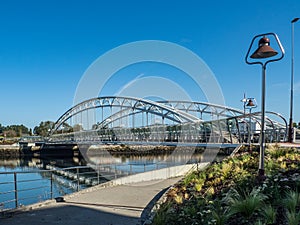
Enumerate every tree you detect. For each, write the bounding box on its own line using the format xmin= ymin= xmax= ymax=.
xmin=33 ymin=121 xmax=55 ymax=137
xmin=62 ymin=122 xmax=73 ymax=133
xmin=1 ymin=124 xmax=30 ymax=137
xmin=4 ymin=130 xmax=17 ymax=138
xmin=73 ymin=124 xmax=83 ymax=132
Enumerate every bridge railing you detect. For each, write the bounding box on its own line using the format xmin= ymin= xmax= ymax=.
xmin=294 ymin=128 xmax=300 ymax=143
xmin=48 ymin=117 xmax=286 ymax=145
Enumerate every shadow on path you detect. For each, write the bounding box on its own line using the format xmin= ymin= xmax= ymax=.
xmin=1 ymin=204 xmax=140 ymax=225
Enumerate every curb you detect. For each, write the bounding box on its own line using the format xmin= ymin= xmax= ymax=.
xmin=141 ymin=162 xmax=210 ymax=225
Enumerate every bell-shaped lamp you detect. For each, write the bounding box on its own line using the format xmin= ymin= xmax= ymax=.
xmin=250 ymin=37 xmax=278 ymax=59
xmin=246 ymin=99 xmax=255 ymax=107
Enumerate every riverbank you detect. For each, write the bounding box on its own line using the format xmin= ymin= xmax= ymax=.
xmin=0 ymin=145 xmax=22 ymax=157
xmin=0 ymin=142 xmax=234 ymax=160
xmin=86 ymin=144 xmax=208 ymax=155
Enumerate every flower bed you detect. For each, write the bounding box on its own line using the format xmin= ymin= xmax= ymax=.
xmin=152 ymin=145 xmax=300 ymax=225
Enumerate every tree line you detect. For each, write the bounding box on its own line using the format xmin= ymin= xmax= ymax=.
xmin=0 ymin=123 xmax=32 ymax=138
xmin=0 ymin=121 xmax=55 ymax=138
xmin=0 ymin=121 xmax=84 ymax=139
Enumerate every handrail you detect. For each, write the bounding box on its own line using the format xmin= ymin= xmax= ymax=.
xmin=0 ymin=161 xmax=192 ymax=213
xmin=0 ymin=166 xmax=99 ymax=212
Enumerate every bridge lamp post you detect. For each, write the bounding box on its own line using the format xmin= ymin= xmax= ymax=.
xmin=245 ymin=33 xmax=285 ymax=179
xmin=241 ymin=93 xmax=248 ymax=142
xmin=245 ymin=98 xmax=257 ymax=152
xmin=288 ymin=18 xmax=299 ymax=143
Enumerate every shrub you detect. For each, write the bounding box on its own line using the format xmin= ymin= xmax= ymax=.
xmin=226 ymin=188 xmax=268 ymax=219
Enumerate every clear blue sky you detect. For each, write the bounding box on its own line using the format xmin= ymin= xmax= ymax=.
xmin=1 ymin=0 xmax=300 ymax=129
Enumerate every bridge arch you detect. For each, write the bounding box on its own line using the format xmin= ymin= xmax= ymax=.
xmin=48 ymin=96 xmax=288 ymax=144
xmin=50 ymin=96 xmax=200 ymax=135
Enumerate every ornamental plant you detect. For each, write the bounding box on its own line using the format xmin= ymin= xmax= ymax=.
xmin=151 ymin=145 xmax=300 ymax=225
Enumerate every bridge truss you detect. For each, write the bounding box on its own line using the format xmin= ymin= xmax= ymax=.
xmin=48 ymin=96 xmax=287 ymax=145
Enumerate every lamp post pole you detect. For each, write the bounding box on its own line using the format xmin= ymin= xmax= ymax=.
xmin=241 ymin=93 xmax=247 ymax=142
xmin=259 ymin=64 xmax=267 ymax=177
xmin=246 ymin=98 xmax=257 ymax=152
xmin=245 ymin=33 xmax=285 ymax=179
xmin=289 ymin=18 xmax=299 ymax=143
xmin=248 ymin=107 xmax=252 ymax=151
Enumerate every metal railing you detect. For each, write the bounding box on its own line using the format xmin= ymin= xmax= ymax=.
xmin=0 ymin=160 xmax=199 ymax=212
xmin=0 ymin=166 xmax=102 ymax=212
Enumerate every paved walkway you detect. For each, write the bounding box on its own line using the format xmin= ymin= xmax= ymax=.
xmin=278 ymin=142 xmax=300 ymax=148
xmin=1 ymin=177 xmax=182 ymax=225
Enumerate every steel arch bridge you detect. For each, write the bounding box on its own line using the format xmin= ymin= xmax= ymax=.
xmin=47 ymin=96 xmax=288 ymax=145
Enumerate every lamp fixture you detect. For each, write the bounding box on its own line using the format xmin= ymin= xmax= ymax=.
xmin=250 ymin=37 xmax=278 ymax=59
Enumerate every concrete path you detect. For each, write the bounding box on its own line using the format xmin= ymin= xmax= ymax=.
xmin=278 ymin=142 xmax=300 ymax=148
xmin=1 ymin=177 xmax=182 ymax=225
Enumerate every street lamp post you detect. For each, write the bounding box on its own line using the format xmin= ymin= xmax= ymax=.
xmin=246 ymin=33 xmax=285 ymax=179
xmin=288 ymin=18 xmax=299 ymax=143
xmin=241 ymin=94 xmax=257 ymax=145
xmin=241 ymin=93 xmax=247 ymax=142
xmin=246 ymin=98 xmax=257 ymax=152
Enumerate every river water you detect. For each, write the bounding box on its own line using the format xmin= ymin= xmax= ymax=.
xmin=0 ymin=147 xmax=225 ymax=211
